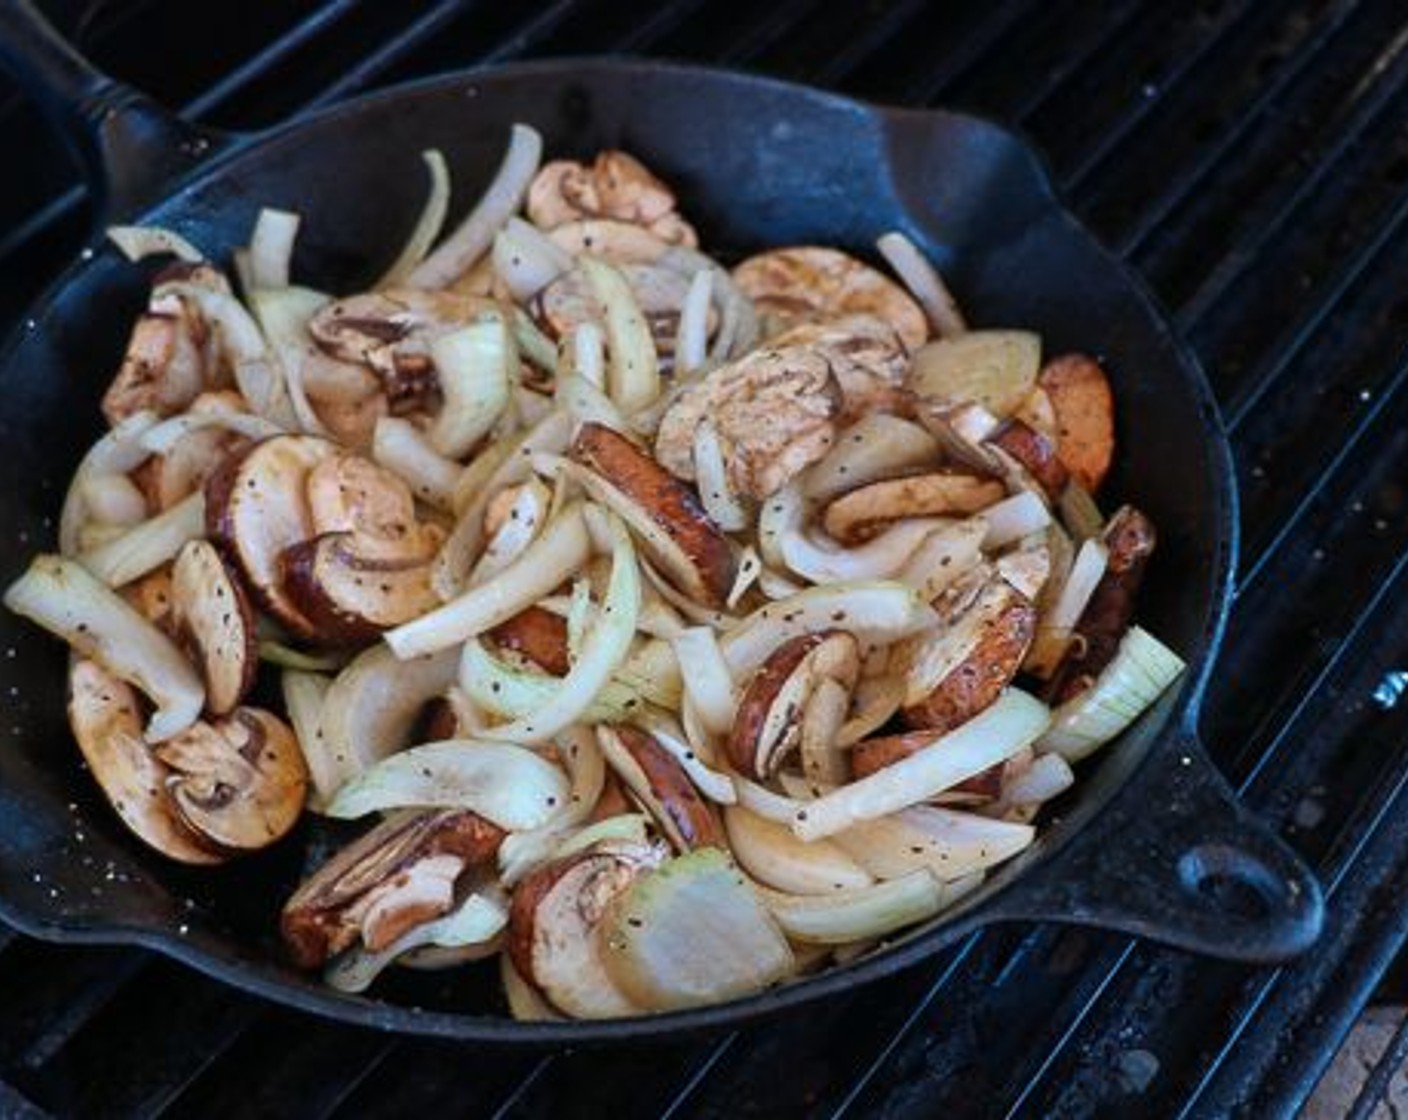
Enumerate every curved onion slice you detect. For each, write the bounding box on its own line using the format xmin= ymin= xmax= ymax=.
xmin=875 ymin=231 xmax=966 ymax=338
xmin=754 ymin=869 xmax=949 ymax=944
xmin=581 ymin=256 xmax=660 ymax=414
xmin=568 ymin=321 xmax=607 ymax=389
xmin=669 ymin=626 xmax=737 ymax=736
xmin=388 ymin=500 xmax=590 ymax=659
xmin=658 ymin=245 xmax=760 ymax=361
xmin=1037 ymin=626 xmax=1186 ymax=762
xmin=757 ymin=480 xmax=806 ymax=570
xmin=724 ymin=806 xmax=873 ymax=895
xmin=779 ymin=518 xmax=949 ymax=585
xmin=78 ymin=492 xmax=204 ymax=587
xmin=837 ymin=676 xmax=905 ymax=747
xmin=60 ymin=411 xmax=159 ymax=555
xmin=371 ymin=417 xmax=461 ymax=511
xmin=325 ymin=740 xmax=568 ymax=829
xmin=5 ymin=555 xmax=204 ymax=741
xmin=600 ymin=847 xmax=794 ymax=1011
xmin=732 ymin=776 xmax=811 ymax=824
xmin=280 ymin=669 xmax=337 ymax=811
xmin=558 ymin=370 xmax=627 ymax=433
xmin=982 ymin=491 xmax=1050 ymax=550
xmin=629 ymin=710 xmax=736 ymax=803
xmin=107 ymin=224 xmax=204 ymax=263
xmin=427 ymin=315 xmax=513 ymax=458
xmin=247 ymin=285 xmax=333 ymax=437
xmin=721 ymin=580 xmax=938 ymax=679
xmin=138 ymin=410 xmax=283 ymax=455
xmin=674 ymin=267 xmax=714 ymax=376
xmin=376 ymin=149 xmax=451 ymax=288
xmin=81 ymin=473 xmax=147 ymax=526
xmin=493 ymin=215 xmax=572 ymax=301
xmin=497 ymin=728 xmax=609 ymax=885
xmin=459 ymin=638 xmax=640 ymax=724
xmin=477 ymin=512 xmax=640 ymax=745
xmin=893 ymin=517 xmax=987 ymax=601
xmin=247 ymin=208 xmax=300 ymax=290
xmin=469 ymin=477 xmax=550 ymax=585
xmin=1002 ymin=752 xmax=1075 ymax=807
xmin=831 ymin=806 xmax=1034 ymax=882
xmin=801 ymin=414 xmax=941 ymax=504
xmin=791 ymin=689 xmax=1050 ymax=841
xmin=692 ymin=421 xmax=749 ymax=532
xmin=1024 ymin=536 xmax=1110 ymax=678
xmin=408 ymin=123 xmax=543 ymax=289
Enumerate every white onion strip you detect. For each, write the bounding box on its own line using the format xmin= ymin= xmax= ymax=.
xmin=581 ymin=256 xmax=660 ymax=414
xmin=60 ymin=411 xmax=159 ymax=555
xmin=106 ymin=224 xmax=203 ymax=263
xmin=755 ymin=869 xmax=949 ymax=944
xmin=876 ymin=231 xmax=967 ymax=338
xmin=674 ymin=268 xmax=714 ymax=376
xmin=247 ymin=208 xmax=300 ymax=290
xmin=670 ymin=626 xmax=738 ymax=735
xmin=693 ymin=422 xmax=749 ymax=532
xmin=281 ymin=670 xmax=335 ymax=812
xmin=408 ymin=123 xmax=543 ymax=289
xmin=981 ymin=491 xmax=1050 ymax=550
xmin=377 ymin=149 xmax=451 ymax=288
xmin=779 ymin=518 xmax=949 ymax=585
xmin=493 ymin=216 xmax=573 ymax=302
xmin=77 ymin=492 xmax=204 ymax=587
xmin=570 ymin=322 xmax=607 ymax=389
xmin=372 ymin=417 xmax=462 ymax=511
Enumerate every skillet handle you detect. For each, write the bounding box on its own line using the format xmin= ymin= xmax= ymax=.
xmin=0 ymin=0 xmax=224 ymax=217
xmin=987 ymin=728 xmax=1324 ymax=962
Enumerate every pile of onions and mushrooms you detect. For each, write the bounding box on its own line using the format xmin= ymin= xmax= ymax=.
xmin=5 ymin=125 xmax=1185 ymax=1019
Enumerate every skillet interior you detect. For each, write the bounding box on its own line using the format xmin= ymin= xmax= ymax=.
xmin=0 ymin=60 xmax=1234 ymax=1040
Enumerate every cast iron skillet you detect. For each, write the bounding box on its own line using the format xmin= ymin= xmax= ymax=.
xmin=0 ymin=1 xmax=1323 ymax=1042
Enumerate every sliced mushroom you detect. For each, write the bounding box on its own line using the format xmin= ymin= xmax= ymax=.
xmin=987 ymin=418 xmax=1069 ymax=500
xmin=654 ymin=341 xmax=843 ymax=500
xmin=995 ymin=533 xmax=1052 ymax=602
xmin=305 ymin=453 xmax=440 ymax=560
xmin=119 ymin=566 xmax=176 ymax=634
xmin=1037 ymin=353 xmax=1115 ymax=493
xmin=205 ymin=434 xmax=338 ymax=638
xmin=281 ymin=807 xmax=505 ymax=968
xmin=766 ymin=315 xmax=913 ymax=422
xmin=153 ymin=708 xmax=308 ymax=853
xmin=169 ymin=539 xmax=256 ymax=716
xmin=732 ymin=246 xmax=928 ymax=350
xmin=527 ymin=151 xmax=696 ymax=245
xmin=487 ymin=606 xmax=571 ymax=676
xmin=892 ymin=567 xmax=1037 ymax=732
xmin=1048 ymin=505 xmax=1156 ymax=703
xmin=545 ymin=218 xmax=676 ymax=264
xmin=596 ymin=725 xmax=723 ymax=852
xmin=534 ymin=262 xmax=715 ymax=362
xmin=849 ymin=730 xmax=1032 ymax=790
xmin=571 ymin=422 xmax=736 ymax=609
xmin=507 ymin=838 xmax=665 ymax=1018
xmin=726 ymin=630 xmax=861 ymax=780
xmin=821 ymin=471 xmax=1005 ymax=545
xmin=67 ymin=659 xmax=222 ymax=865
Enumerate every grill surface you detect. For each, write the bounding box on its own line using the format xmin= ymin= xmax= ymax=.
xmin=3 ymin=1 xmax=1407 ymax=1116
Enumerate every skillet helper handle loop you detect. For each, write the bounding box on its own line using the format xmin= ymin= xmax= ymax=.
xmin=0 ymin=0 xmax=220 ymax=217
xmin=995 ymin=730 xmax=1324 ymax=962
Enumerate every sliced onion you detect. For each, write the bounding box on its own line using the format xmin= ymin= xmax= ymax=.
xmin=78 ymin=492 xmax=204 ymax=587
xmin=693 ymin=421 xmax=749 ymax=532
xmin=1002 ymin=752 xmax=1074 ymax=806
xmin=733 ymin=776 xmax=811 ymax=824
xmin=160 ymin=281 xmax=297 ymax=429
xmin=755 ymin=869 xmax=949 ymax=944
xmin=893 ymin=517 xmax=987 ymax=600
xmin=674 ymin=268 xmax=714 ymax=376
xmin=60 ymin=411 xmax=159 ymax=555
xmin=325 ymin=739 xmax=568 ymax=828
xmin=612 ymin=637 xmax=682 ymax=711
xmin=476 ymin=511 xmax=639 ymax=745
xmin=408 ymin=123 xmax=543 ymax=289
xmin=635 ymin=554 xmax=738 ymax=631
xmin=800 ymin=676 xmax=851 ymax=788
xmin=757 ymin=481 xmax=806 ymax=570
xmin=372 ymin=417 xmax=461 ymax=511
xmin=553 ymin=813 xmax=650 ymax=862
xmin=724 ymin=806 xmax=873 ymax=895
xmin=390 ymin=500 xmax=590 ymax=658
xmin=568 ymin=321 xmax=607 ymax=389
xmin=558 ymin=370 xmax=627 ymax=433
xmin=791 ymin=689 xmax=1051 ymax=841
xmin=281 ymin=669 xmax=335 ymax=811
xmin=107 ymin=224 xmax=203 ymax=263
xmin=1025 ymin=537 xmax=1109 ymax=679
xmin=875 ymin=231 xmax=967 ymax=337
xmin=757 ymin=566 xmax=804 ymax=600
xmin=468 ymin=476 xmax=549 ymax=585
xmin=4 ymin=554 xmax=204 ymax=741
xmin=319 ymin=643 xmax=458 ymax=789
xmin=259 ymin=642 xmax=347 ymax=672
xmin=1037 ymin=626 xmax=1186 ymax=762
xmin=780 ymin=517 xmax=949 ymax=585
xmin=513 ymin=307 xmax=559 ymax=373
xmin=428 ymin=315 xmax=513 ymax=458
xmin=982 ymin=491 xmax=1050 ymax=550
xmin=581 ymin=256 xmax=660 ymax=414
xmin=493 ymin=215 xmax=573 ymax=302
xmin=247 ymin=208 xmax=300 ymax=290
xmin=670 ymin=626 xmax=737 ymax=735
xmin=565 ymin=575 xmax=593 ymax=662
xmin=837 ymin=676 xmax=905 ymax=747
xmin=458 ymin=639 xmax=641 ymax=725
xmin=832 ymin=805 xmax=1034 ymax=882
xmin=138 ymin=409 xmax=282 ymax=455
xmin=629 ymin=710 xmax=736 ymax=803
xmin=721 ymin=580 xmax=938 ymax=679
xmin=659 ymin=245 xmax=759 ymax=361
xmin=497 ymin=727 xmax=609 ymax=885
xmin=80 ymin=473 xmax=146 ymax=527
xmin=801 ymin=414 xmax=941 ymax=504
xmin=246 ymin=285 xmax=333 ymax=437
xmin=375 ymin=149 xmax=451 ymax=288
xmin=727 ymin=545 xmax=762 ymax=610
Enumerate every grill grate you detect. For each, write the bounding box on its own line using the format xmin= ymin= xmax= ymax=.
xmin=4 ymin=1 xmax=1408 ymax=1115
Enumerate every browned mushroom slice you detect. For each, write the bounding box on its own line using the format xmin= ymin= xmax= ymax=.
xmin=987 ymin=418 xmax=1069 ymax=500
xmin=732 ymin=246 xmax=929 ymax=350
xmin=506 ymin=839 xmax=665 ymax=1018
xmin=849 ymin=730 xmax=1031 ymax=790
xmin=1048 ymin=505 xmax=1157 ymax=704
xmin=571 ymin=422 xmax=736 ymax=609
xmin=120 ymin=567 xmax=176 ymax=635
xmin=486 ymin=606 xmax=571 ymax=676
xmin=597 ymin=725 xmax=723 ymax=852
xmin=821 ymin=471 xmax=1006 ymax=546
xmin=169 ymin=539 xmax=256 ymax=717
xmin=153 ymin=708 xmax=308 ymax=853
xmin=305 ymin=453 xmax=441 ymax=560
xmin=141 ymin=425 xmax=253 ymax=512
xmin=205 ymin=434 xmax=339 ymax=639
xmin=527 ymin=151 xmax=697 ymax=245
xmin=654 ymin=342 xmax=843 ymax=500
xmin=766 ymin=316 xmax=913 ymax=423
xmin=281 ymin=528 xmax=444 ymax=646
xmin=282 ymin=808 xmax=505 ymax=969
xmin=893 ymin=569 xmax=1037 ymax=732
xmin=67 ymin=659 xmax=223 ymax=865
xmin=533 ymin=262 xmax=713 ymax=361
xmin=1037 ymin=353 xmax=1116 ymax=493
xmin=726 ymin=630 xmax=861 ymax=780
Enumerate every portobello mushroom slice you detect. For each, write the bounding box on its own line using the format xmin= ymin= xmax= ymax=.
xmin=205 ymin=434 xmax=338 ymax=639
xmin=822 ymin=471 xmax=1005 ymax=546
xmin=571 ymin=421 xmax=736 ymax=609
xmin=282 ymin=807 xmax=505 ymax=969
xmin=486 ymin=606 xmax=571 ymax=676
xmin=153 ymin=708 xmax=309 ymax=853
xmin=67 ymin=659 xmax=222 ymax=865
xmin=596 ymin=725 xmax=724 ymax=852
xmin=726 ymin=630 xmax=861 ymax=780
xmin=169 ymin=539 xmax=256 ymax=716
xmin=507 ymin=838 xmax=665 ymax=1018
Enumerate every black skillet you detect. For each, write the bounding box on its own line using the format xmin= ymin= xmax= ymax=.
xmin=0 ymin=1 xmax=1323 ymax=1042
